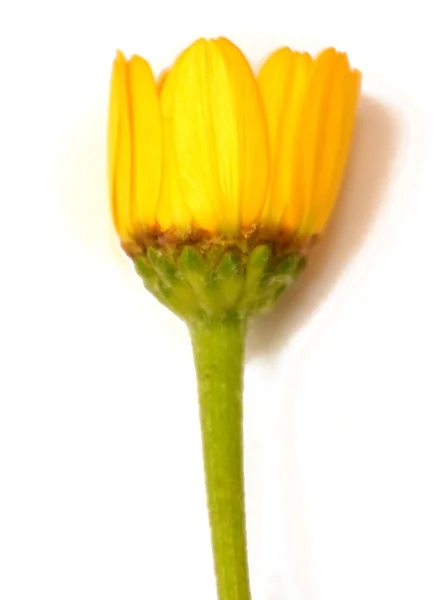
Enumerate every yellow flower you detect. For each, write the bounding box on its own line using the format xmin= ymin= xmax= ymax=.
xmin=108 ymin=38 xmax=361 ymax=249
xmin=107 ymin=40 xmax=362 ymax=600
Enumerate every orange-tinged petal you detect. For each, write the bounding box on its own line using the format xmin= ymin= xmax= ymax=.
xmin=299 ymin=51 xmax=361 ymax=235
xmin=167 ymin=37 xmax=269 ymax=233
xmin=258 ymin=48 xmax=313 ymax=230
xmin=108 ymin=50 xmax=132 ymax=239
xmin=126 ymin=55 xmax=162 ymax=230
xmin=295 ymin=48 xmax=338 ymax=235
xmin=156 ymin=67 xmax=169 ymax=95
xmin=310 ymin=68 xmax=361 ymax=233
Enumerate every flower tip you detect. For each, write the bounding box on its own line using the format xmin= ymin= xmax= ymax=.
xmin=173 ymin=37 xmax=209 ymax=66
xmin=187 ymin=37 xmax=209 ymax=51
xmin=274 ymin=45 xmax=294 ymax=57
xmin=351 ymin=67 xmax=363 ymax=88
xmin=185 ymin=36 xmax=239 ymax=57
xmin=214 ymin=36 xmax=239 ymax=50
xmin=129 ymin=53 xmax=151 ymax=69
xmin=315 ymin=46 xmax=337 ymax=58
xmin=114 ymin=49 xmax=127 ymax=66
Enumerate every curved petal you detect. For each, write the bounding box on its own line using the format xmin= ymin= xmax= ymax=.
xmin=126 ymin=55 xmax=162 ymax=230
xmin=258 ymin=48 xmax=313 ymax=230
xmin=156 ymin=60 xmax=192 ymax=232
xmin=309 ymin=65 xmax=362 ymax=233
xmin=167 ymin=37 xmax=269 ymax=233
xmin=215 ymin=37 xmax=270 ymax=229
xmin=298 ymin=49 xmax=361 ymax=236
xmin=108 ymin=50 xmax=132 ymax=240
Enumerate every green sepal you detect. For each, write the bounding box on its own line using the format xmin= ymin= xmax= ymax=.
xmin=240 ymin=244 xmax=271 ymax=312
xmin=214 ymin=252 xmax=244 ymax=310
xmin=134 ymin=256 xmax=170 ymax=308
xmin=147 ymin=247 xmax=177 ymax=287
xmin=177 ymin=247 xmax=214 ymax=314
xmin=133 ymin=242 xmax=306 ymax=324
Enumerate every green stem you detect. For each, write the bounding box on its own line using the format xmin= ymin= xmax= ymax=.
xmin=190 ymin=316 xmax=251 ymax=600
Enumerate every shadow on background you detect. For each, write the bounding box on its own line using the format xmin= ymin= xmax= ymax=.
xmin=248 ymin=95 xmax=401 ymax=359
xmin=256 ymin=96 xmax=402 ymax=600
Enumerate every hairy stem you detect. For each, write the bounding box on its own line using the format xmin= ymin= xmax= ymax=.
xmin=190 ymin=316 xmax=251 ymax=600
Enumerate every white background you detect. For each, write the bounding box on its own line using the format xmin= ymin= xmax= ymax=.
xmin=0 ymin=0 xmax=436 ymax=598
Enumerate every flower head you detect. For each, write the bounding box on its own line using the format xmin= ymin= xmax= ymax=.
xmin=108 ymin=38 xmax=361 ymax=255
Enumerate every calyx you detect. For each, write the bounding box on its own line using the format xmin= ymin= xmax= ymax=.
xmin=132 ymin=240 xmax=307 ymax=323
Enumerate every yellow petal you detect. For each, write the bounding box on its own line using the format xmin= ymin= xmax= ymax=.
xmin=258 ymin=48 xmax=313 ymax=230
xmin=108 ymin=50 xmax=131 ymax=239
xmin=126 ymin=55 xmax=162 ymax=230
xmin=167 ymin=37 xmax=269 ymax=233
xmin=215 ymin=37 xmax=270 ymax=229
xmin=310 ymin=67 xmax=362 ymax=233
xmin=298 ymin=49 xmax=360 ymax=236
xmin=156 ymin=60 xmax=192 ymax=231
